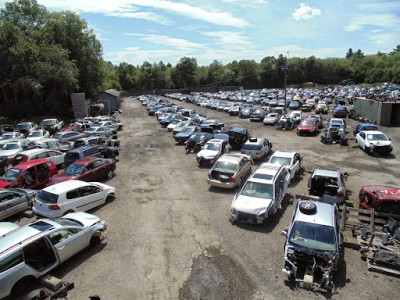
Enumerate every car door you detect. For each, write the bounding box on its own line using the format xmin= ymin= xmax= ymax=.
xmin=49 ymin=228 xmax=89 ymax=263
xmin=357 ymin=132 xmax=366 ymax=149
xmin=77 ymin=185 xmax=104 ymax=211
xmin=80 ymin=162 xmax=97 ymax=181
xmin=47 ymin=150 xmax=65 ymax=166
xmin=0 ymin=191 xmax=28 ymax=219
xmin=289 ymin=154 xmax=300 ymax=179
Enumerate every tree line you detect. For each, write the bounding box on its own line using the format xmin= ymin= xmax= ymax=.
xmin=1 ymin=0 xmax=400 ymax=118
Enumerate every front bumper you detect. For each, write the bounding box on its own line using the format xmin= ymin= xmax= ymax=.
xmin=230 ymin=210 xmax=266 ymax=224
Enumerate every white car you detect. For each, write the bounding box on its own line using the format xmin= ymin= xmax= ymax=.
xmin=12 ymin=148 xmax=65 ymax=168
xmin=289 ymin=111 xmax=302 ymax=124
xmin=33 ymin=180 xmax=116 ymax=218
xmin=0 ymin=141 xmax=27 ymax=161
xmin=26 ymin=129 xmax=50 ymax=142
xmin=230 ymin=163 xmax=290 ymax=224
xmin=241 ymin=137 xmax=272 ymax=160
xmin=268 ymin=151 xmax=302 ymax=182
xmin=328 ymin=118 xmax=346 ymax=130
xmin=0 ymin=132 xmax=25 ymax=146
xmin=197 ymin=139 xmax=231 ymax=167
xmin=356 ymin=130 xmax=393 ymax=155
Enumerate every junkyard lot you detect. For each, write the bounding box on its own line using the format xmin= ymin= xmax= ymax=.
xmin=11 ymin=97 xmax=400 ymax=299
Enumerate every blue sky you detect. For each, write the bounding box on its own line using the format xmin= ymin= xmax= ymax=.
xmin=1 ymin=0 xmax=400 ymax=66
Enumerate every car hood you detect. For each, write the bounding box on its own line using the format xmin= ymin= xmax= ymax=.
xmin=0 ymin=180 xmax=12 ymax=188
xmin=263 ymin=117 xmax=276 ymax=122
xmin=197 ymin=149 xmax=218 ymax=159
xmin=175 ymin=132 xmax=191 ymax=138
xmin=0 ymin=149 xmax=20 ymax=157
xmin=369 ymin=140 xmax=392 ymax=147
xmin=11 ymin=187 xmax=38 ymax=196
xmin=62 ymin=211 xmax=102 ymax=227
xmin=232 ymin=195 xmax=272 ymax=213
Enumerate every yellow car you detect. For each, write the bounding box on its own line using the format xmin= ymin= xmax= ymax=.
xmin=315 ymin=103 xmax=328 ymax=114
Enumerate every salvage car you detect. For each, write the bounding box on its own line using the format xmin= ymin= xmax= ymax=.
xmin=355 ymin=130 xmax=393 ymax=155
xmin=263 ymin=113 xmax=281 ymax=126
xmin=12 ymin=148 xmax=65 ymax=168
xmin=33 ymin=180 xmax=115 ymax=218
xmin=15 ymin=122 xmax=38 ymax=136
xmin=52 ymin=131 xmax=87 ymax=144
xmin=268 ymin=151 xmax=302 ymax=183
xmin=184 ymin=132 xmax=214 ymax=153
xmin=315 ymin=103 xmax=328 ymax=114
xmin=353 ymin=123 xmax=379 ymax=136
xmin=226 ymin=127 xmax=251 ymax=150
xmin=26 ymin=130 xmax=50 ymax=142
xmin=200 ymin=119 xmax=224 ymax=133
xmin=0 ymin=159 xmax=58 ymax=189
xmin=174 ymin=125 xmax=201 ymax=144
xmin=307 ymin=169 xmax=348 ymax=204
xmin=282 ymin=199 xmax=342 ymax=292
xmin=240 ymin=137 xmax=272 ymax=160
xmin=196 ymin=139 xmax=231 ymax=167
xmin=297 ymin=118 xmax=319 ymax=136
xmin=0 ymin=132 xmax=25 ymax=146
xmin=0 ymin=141 xmax=28 ymax=162
xmin=230 ymin=163 xmax=290 ymax=224
xmin=359 ymin=185 xmax=400 ymax=214
xmin=207 ymin=154 xmax=252 ymax=189
xmin=250 ymin=109 xmax=267 ymax=122
xmin=0 ymin=212 xmax=106 ymax=298
xmin=321 ymin=124 xmax=348 ymax=145
xmin=49 ymin=157 xmax=116 ymax=185
xmin=0 ymin=187 xmax=38 ymax=220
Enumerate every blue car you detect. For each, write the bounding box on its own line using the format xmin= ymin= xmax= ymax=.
xmin=353 ymin=123 xmax=379 ymax=136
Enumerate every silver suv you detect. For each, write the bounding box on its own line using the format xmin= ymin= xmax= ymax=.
xmin=282 ymin=199 xmax=342 ymax=291
xmin=0 ymin=212 xmax=106 ymax=298
xmin=230 ymin=163 xmax=290 ymax=224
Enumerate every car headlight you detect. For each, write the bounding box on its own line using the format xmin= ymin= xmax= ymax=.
xmin=256 ymin=207 xmax=267 ymax=215
xmin=231 ymin=208 xmax=238 ymax=217
xmin=369 ymin=144 xmax=374 ymax=148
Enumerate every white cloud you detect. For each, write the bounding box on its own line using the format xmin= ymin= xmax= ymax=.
xmin=37 ymin=0 xmax=250 ymax=28
xmin=202 ymin=31 xmax=254 ymax=50
xmin=367 ymin=32 xmax=398 ymax=47
xmin=292 ymin=3 xmax=321 ymax=21
xmin=87 ymin=24 xmax=109 ymax=41
xmin=344 ymin=14 xmax=400 ymax=31
xmin=221 ymin=0 xmax=267 ymax=6
xmin=124 ymin=33 xmax=204 ymax=51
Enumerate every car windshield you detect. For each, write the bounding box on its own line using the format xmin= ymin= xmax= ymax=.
xmin=212 ymin=161 xmax=237 ymax=172
xmin=1 ymin=135 xmax=14 ymax=140
xmin=65 ymin=152 xmax=80 ymax=160
xmin=2 ymin=143 xmax=19 ymax=150
xmin=180 ymin=127 xmax=195 ymax=134
xmin=52 ymin=133 xmax=63 ymax=140
xmin=42 ymin=120 xmax=55 ymax=125
xmin=269 ymin=156 xmax=291 ymax=166
xmin=65 ymin=164 xmax=85 ymax=175
xmin=2 ymin=168 xmax=23 ymax=181
xmin=85 ymin=128 xmax=96 ymax=132
xmin=301 ymin=121 xmax=314 ymax=126
xmin=28 ymin=132 xmax=42 ymax=137
xmin=16 ymin=123 xmax=30 ymax=129
xmin=36 ymin=190 xmax=59 ymax=204
xmin=202 ymin=121 xmax=213 ymax=126
xmin=204 ymin=143 xmax=220 ymax=151
xmin=289 ymin=221 xmax=336 ymax=251
xmin=241 ymin=181 xmax=273 ymax=199
xmin=242 ymin=144 xmax=262 ymax=150
xmin=368 ymin=134 xmax=388 ymax=141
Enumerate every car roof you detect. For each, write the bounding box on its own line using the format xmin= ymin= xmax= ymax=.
xmin=12 ymin=159 xmax=54 ymax=169
xmin=248 ymin=163 xmax=283 ymax=183
xmin=244 ymin=137 xmax=263 ymax=145
xmin=362 ymin=185 xmax=400 ymax=201
xmin=71 ymin=157 xmax=104 ymax=166
xmin=218 ymin=153 xmax=248 ymax=163
xmin=207 ymin=139 xmax=225 ymax=144
xmin=68 ymin=145 xmax=100 ymax=153
xmin=295 ymin=200 xmax=335 ymax=227
xmin=364 ymin=130 xmax=385 ymax=135
xmin=313 ymin=169 xmax=340 ymax=178
xmin=19 ymin=148 xmax=48 ymax=156
xmin=42 ymin=180 xmax=91 ymax=195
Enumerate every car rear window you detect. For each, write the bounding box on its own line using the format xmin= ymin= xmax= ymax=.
xmin=242 ymin=144 xmax=262 ymax=150
xmin=65 ymin=152 xmax=80 ymax=160
xmin=37 ymin=190 xmax=59 ymax=204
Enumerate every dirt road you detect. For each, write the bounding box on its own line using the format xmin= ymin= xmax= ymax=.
xmin=18 ymin=96 xmax=399 ymax=299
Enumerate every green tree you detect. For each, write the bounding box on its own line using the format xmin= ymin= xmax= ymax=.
xmin=346 ymin=48 xmax=353 ymax=59
xmin=174 ymin=57 xmax=198 ymax=90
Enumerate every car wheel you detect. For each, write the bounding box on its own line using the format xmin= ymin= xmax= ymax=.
xmin=90 ymin=235 xmax=101 ymax=247
xmin=365 ymin=146 xmax=369 ymax=153
xmin=299 ymin=201 xmax=316 ymax=214
xmin=11 ymin=276 xmax=34 ymax=297
xmin=106 ymin=170 xmax=114 ymax=179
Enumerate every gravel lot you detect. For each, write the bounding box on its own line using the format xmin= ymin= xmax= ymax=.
xmin=9 ymin=96 xmax=400 ymax=300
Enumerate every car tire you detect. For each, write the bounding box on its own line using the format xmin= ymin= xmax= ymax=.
xmin=106 ymin=170 xmax=114 ymax=179
xmin=299 ymin=201 xmax=316 ymax=214
xmin=90 ymin=235 xmax=101 ymax=247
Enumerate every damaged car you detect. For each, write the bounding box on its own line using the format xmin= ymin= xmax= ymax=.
xmin=196 ymin=139 xmax=231 ymax=167
xmin=282 ymin=199 xmax=342 ymax=292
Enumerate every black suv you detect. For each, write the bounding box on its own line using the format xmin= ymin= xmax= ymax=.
xmin=226 ymin=127 xmax=251 ymax=150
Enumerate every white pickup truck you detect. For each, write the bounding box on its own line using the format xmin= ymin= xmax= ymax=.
xmin=41 ymin=119 xmax=64 ymax=134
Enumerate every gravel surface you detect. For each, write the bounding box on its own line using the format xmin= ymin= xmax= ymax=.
xmin=8 ymin=96 xmax=400 ymax=300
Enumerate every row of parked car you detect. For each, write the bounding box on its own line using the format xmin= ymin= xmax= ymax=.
xmin=151 ymin=92 xmax=399 ymax=291
xmin=0 ymin=116 xmax=124 ymax=298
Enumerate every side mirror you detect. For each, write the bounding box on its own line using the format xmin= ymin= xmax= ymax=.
xmin=281 ymin=230 xmax=288 ymax=237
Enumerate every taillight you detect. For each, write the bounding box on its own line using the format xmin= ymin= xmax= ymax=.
xmin=48 ymin=204 xmax=60 ymax=210
xmin=256 ymin=152 xmax=260 ymax=155
xmin=241 ymin=151 xmax=245 ymax=154
xmin=337 ymin=192 xmax=344 ymax=197
xmin=229 ymin=178 xmax=236 ymax=183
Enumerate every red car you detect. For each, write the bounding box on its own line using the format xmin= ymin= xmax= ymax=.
xmin=0 ymin=159 xmax=58 ymax=189
xmin=297 ymin=117 xmax=319 ymax=136
xmin=49 ymin=157 xmax=116 ymax=185
xmin=359 ymin=185 xmax=400 ymax=214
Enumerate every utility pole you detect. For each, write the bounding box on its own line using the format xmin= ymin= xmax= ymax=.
xmin=283 ymin=51 xmax=289 ymax=108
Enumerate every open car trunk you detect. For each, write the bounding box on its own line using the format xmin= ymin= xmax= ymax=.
xmin=210 ymin=170 xmax=234 ymax=182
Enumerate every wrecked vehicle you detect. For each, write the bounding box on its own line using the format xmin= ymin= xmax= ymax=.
xmin=282 ymin=199 xmax=342 ymax=292
xmin=230 ymin=163 xmax=290 ymax=224
xmin=321 ymin=125 xmax=348 ymax=145
xmin=307 ymin=169 xmax=348 ymax=204
xmin=359 ymin=185 xmax=400 ymax=214
xmin=184 ymin=132 xmax=213 ymax=153
xmin=196 ymin=139 xmax=231 ymax=167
